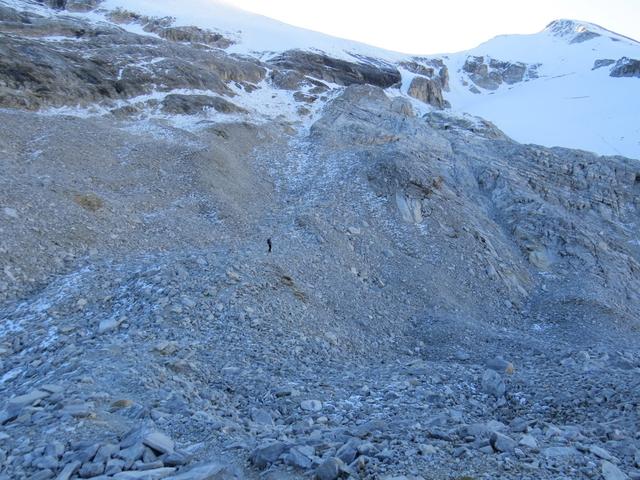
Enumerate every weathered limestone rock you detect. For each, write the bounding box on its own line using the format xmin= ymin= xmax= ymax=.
xmin=406 ymin=76 xmax=445 ymax=108
xmin=269 ymin=50 xmax=401 ymax=88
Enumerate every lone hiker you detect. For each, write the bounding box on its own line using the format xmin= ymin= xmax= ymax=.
xmin=267 ymin=237 xmax=272 ymax=253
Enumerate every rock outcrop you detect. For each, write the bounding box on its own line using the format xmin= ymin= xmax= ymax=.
xmin=269 ymin=50 xmax=401 ymax=88
xmin=610 ymin=57 xmax=640 ymax=77
xmin=406 ymin=76 xmax=446 ymax=108
xmin=462 ymin=56 xmax=538 ymax=91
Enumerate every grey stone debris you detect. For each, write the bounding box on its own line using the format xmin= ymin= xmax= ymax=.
xmin=0 ymin=2 xmax=639 ymax=480
xmin=481 ymin=369 xmax=506 ymax=397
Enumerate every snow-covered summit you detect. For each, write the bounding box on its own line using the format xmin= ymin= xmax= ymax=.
xmin=544 ymin=18 xmax=639 ymax=45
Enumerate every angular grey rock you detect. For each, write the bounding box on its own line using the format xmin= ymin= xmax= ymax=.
xmin=490 ymin=432 xmax=517 ymax=452
xmin=143 ymin=431 xmax=175 ymax=455
xmin=541 ymin=446 xmax=579 ymax=458
xmin=55 ymin=460 xmax=81 ymax=480
xmin=590 ymin=445 xmax=614 ymax=461
xmin=486 ymin=357 xmax=514 ymax=373
xmin=314 ymin=457 xmax=343 ymax=480
xmin=518 ymin=434 xmax=538 ymax=449
xmin=481 ymin=369 xmax=506 ymax=397
xmin=164 ymin=462 xmax=239 ymax=479
xmin=250 ymin=408 xmax=274 ymax=426
xmin=79 ymin=461 xmax=105 ymax=478
xmin=8 ymin=389 xmax=49 ymax=408
xmin=300 ymin=400 xmax=323 ymax=412
xmin=249 ymin=442 xmax=288 ymax=469
xmin=117 ymin=443 xmax=145 ymax=468
xmin=113 ymin=468 xmax=177 ymax=479
xmin=602 ymin=461 xmax=629 ymax=480
xmin=283 ymin=447 xmax=313 ymax=469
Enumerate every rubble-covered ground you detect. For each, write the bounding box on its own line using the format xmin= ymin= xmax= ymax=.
xmin=1 ymin=1 xmax=639 ymax=479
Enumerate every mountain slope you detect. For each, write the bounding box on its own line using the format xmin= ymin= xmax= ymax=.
xmin=1 ymin=2 xmax=640 ymax=480
xmin=445 ymin=19 xmax=640 ymax=158
xmin=74 ymin=1 xmax=640 ymax=157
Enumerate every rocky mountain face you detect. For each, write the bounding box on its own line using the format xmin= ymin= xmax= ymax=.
xmin=1 ymin=1 xmax=640 ymax=480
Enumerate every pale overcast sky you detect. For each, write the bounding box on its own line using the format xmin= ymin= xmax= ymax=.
xmin=221 ymin=0 xmax=640 ymax=53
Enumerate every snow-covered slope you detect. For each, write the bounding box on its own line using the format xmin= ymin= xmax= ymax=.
xmin=98 ymin=0 xmax=408 ymax=61
xmin=444 ymin=20 xmax=640 ymax=158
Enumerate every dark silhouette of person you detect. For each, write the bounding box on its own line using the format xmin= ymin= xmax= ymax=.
xmin=267 ymin=238 xmax=272 ymax=253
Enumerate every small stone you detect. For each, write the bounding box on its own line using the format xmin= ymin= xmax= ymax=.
xmin=61 ymin=403 xmax=94 ymax=418
xmin=134 ymin=460 xmax=165 ymax=470
xmin=249 ymin=442 xmax=288 ymax=469
xmin=590 ymin=445 xmax=614 ymax=461
xmin=163 ymin=452 xmax=189 ymax=467
xmin=30 ymin=470 xmax=54 ymax=480
xmin=106 ymin=458 xmax=126 ymax=475
xmin=250 ymin=408 xmax=274 ymax=426
xmin=336 ymin=441 xmax=358 ymax=464
xmin=35 ymin=455 xmax=59 ymax=470
xmin=8 ymin=389 xmax=49 ymax=408
xmin=55 ymin=460 xmax=81 ymax=480
xmin=283 ymin=447 xmax=313 ymax=469
xmin=79 ymin=462 xmax=105 ymax=478
xmin=45 ymin=441 xmax=66 ymax=458
xmin=481 ymin=369 xmax=506 ymax=397
xmin=519 ymin=434 xmax=538 ymax=449
xmin=143 ymin=431 xmax=175 ymax=455
xmin=300 ymin=400 xmax=323 ymax=412
xmin=486 ymin=357 xmax=515 ymax=374
xmin=112 ymin=467 xmax=176 ymax=479
xmin=99 ymin=318 xmax=120 ymax=333
xmin=117 ymin=443 xmax=145 ymax=468
xmin=94 ymin=443 xmax=120 ymax=463
xmin=602 ymin=461 xmax=629 ymax=480
xmin=315 ymin=457 xmax=343 ymax=480
xmin=40 ymin=384 xmax=64 ymax=394
xmin=3 ymin=207 xmax=18 ymax=218
xmin=111 ymin=399 xmax=134 ymax=410
xmin=454 ymin=350 xmax=470 ymax=361
xmin=154 ymin=341 xmax=179 ymax=355
xmin=418 ymin=444 xmax=437 ymax=455
xmin=490 ymin=432 xmax=517 ymax=452
xmin=163 ymin=462 xmax=237 ymax=479
xmin=541 ymin=446 xmax=579 ymax=458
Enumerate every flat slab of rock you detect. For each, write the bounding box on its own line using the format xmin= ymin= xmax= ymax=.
xmin=143 ymin=431 xmax=175 ymax=455
xmin=602 ymin=461 xmax=629 ymax=480
xmin=164 ymin=462 xmax=239 ymax=479
xmin=8 ymin=389 xmax=49 ymax=407
xmin=541 ymin=446 xmax=579 ymax=458
xmin=300 ymin=399 xmax=322 ymax=412
xmin=113 ymin=467 xmax=177 ymax=479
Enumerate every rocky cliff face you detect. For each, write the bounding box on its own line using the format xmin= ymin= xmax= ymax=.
xmin=1 ymin=2 xmax=640 ymax=480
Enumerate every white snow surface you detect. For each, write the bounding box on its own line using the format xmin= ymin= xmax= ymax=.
xmin=11 ymin=0 xmax=640 ymax=158
xmin=445 ymin=20 xmax=640 ymax=158
xmin=99 ymin=0 xmax=407 ymax=62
